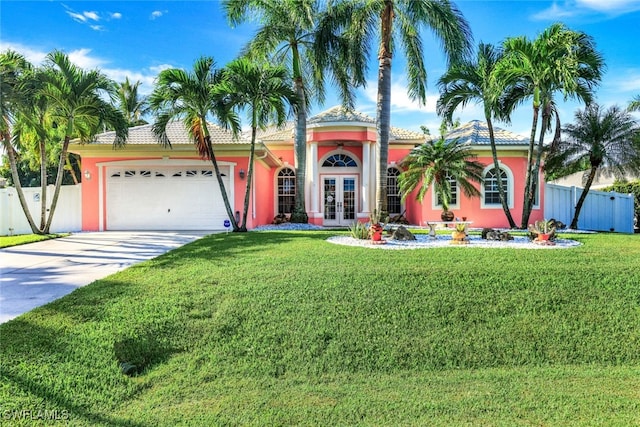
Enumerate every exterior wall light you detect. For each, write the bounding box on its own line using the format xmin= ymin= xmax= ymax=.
xmin=239 ymin=168 xmax=246 ymax=180
xmin=84 ymin=170 xmax=91 ymax=180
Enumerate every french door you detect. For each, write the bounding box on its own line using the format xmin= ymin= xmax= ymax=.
xmin=322 ymin=175 xmax=358 ymax=226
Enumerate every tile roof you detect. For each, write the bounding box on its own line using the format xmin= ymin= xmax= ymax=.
xmin=257 ymin=106 xmax=424 ymax=142
xmin=86 ymin=120 xmax=248 ymax=146
xmin=444 ymin=120 xmax=529 ymax=146
xmin=308 ymin=105 xmax=376 ymax=125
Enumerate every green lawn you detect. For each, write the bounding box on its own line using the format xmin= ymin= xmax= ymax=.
xmin=1 ymin=231 xmax=639 ymax=426
xmin=0 ymin=233 xmax=68 ymax=248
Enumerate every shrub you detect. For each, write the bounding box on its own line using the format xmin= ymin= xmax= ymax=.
xmin=348 ymin=221 xmax=369 ymax=240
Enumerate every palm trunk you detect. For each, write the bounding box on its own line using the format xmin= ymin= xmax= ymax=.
xmin=520 ymin=104 xmax=540 ymax=228
xmin=2 ymin=133 xmax=40 ymax=234
xmin=570 ymin=166 xmax=598 ymax=229
xmin=43 ymin=136 xmax=70 ymax=234
xmin=240 ymin=121 xmax=257 ymax=232
xmin=206 ymin=137 xmax=240 ymax=232
xmin=524 ymin=103 xmax=554 ymax=227
xmin=39 ymin=133 xmax=47 ymax=230
xmin=290 ymin=73 xmax=308 ymax=223
xmin=375 ymin=0 xmax=394 ymax=216
xmin=486 ymin=117 xmax=516 ymax=228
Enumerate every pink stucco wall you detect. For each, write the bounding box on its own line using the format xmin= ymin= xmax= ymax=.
xmin=402 ymin=155 xmax=545 ymax=229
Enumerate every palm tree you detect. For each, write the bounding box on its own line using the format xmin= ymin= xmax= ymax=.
xmin=224 ymin=0 xmax=363 ymax=223
xmin=38 ymin=50 xmax=129 ymax=233
xmin=438 ymin=42 xmax=518 ymax=228
xmin=398 ymin=137 xmax=484 ymax=216
xmin=549 ymin=104 xmax=640 ymax=229
xmin=116 ymin=77 xmax=149 ymax=127
xmin=217 ymin=58 xmax=297 ymax=231
xmin=148 ymin=56 xmax=242 ymax=231
xmin=346 ymin=0 xmax=472 ymax=215
xmin=1 ymin=50 xmax=41 ymax=233
xmin=2 ymin=50 xmax=127 ymax=234
xmin=629 ymin=95 xmax=640 ymax=112
xmin=499 ymin=23 xmax=604 ymax=228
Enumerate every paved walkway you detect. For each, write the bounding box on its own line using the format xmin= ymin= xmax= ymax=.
xmin=0 ymin=231 xmax=211 ymax=323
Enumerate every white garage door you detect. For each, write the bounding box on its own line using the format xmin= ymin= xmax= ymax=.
xmin=106 ymin=166 xmax=231 ymax=230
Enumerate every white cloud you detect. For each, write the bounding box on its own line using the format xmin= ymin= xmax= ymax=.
xmin=150 ymin=10 xmax=166 ymax=20
xmin=532 ymin=0 xmax=640 ymax=20
xmin=361 ymin=78 xmax=438 ymax=113
xmin=0 ymin=41 xmax=47 ymax=65
xmin=67 ymin=48 xmax=107 ymax=69
xmin=111 ymin=12 xmax=122 ymax=19
xmin=149 ymin=64 xmax=174 ymax=74
xmin=66 ymin=10 xmax=87 ymax=23
xmin=83 ymin=11 xmax=100 ymax=21
xmin=90 ymin=25 xmax=105 ymax=32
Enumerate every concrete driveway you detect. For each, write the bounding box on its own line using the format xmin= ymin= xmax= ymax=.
xmin=0 ymin=231 xmax=211 ymax=324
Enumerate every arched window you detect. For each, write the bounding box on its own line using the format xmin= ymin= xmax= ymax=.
xmin=277 ymin=168 xmax=295 ymax=214
xmin=322 ymin=153 xmax=357 ymax=167
xmin=387 ymin=167 xmax=402 ymax=215
xmin=484 ymin=167 xmax=508 ymax=205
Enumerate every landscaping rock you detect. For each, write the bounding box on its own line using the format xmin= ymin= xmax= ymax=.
xmin=390 ymin=225 xmax=416 ymax=241
xmin=482 ymin=228 xmax=513 ymax=241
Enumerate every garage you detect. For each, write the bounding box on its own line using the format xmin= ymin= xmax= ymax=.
xmin=105 ymin=165 xmax=231 ymax=230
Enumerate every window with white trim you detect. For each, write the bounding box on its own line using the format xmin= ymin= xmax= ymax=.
xmin=435 ymin=174 xmax=458 ymax=208
xmin=387 ymin=167 xmax=402 ymax=215
xmin=484 ymin=167 xmax=508 ymax=205
xmin=277 ymin=168 xmax=295 ymax=214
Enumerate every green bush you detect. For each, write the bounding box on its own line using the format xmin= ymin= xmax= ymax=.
xmin=348 ymin=221 xmax=369 ymax=239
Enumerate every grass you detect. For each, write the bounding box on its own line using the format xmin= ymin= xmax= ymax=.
xmin=1 ymin=231 xmax=639 ymax=425
xmin=0 ymin=233 xmax=68 ymax=248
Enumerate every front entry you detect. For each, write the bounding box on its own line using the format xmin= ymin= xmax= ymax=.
xmin=322 ymin=175 xmax=358 ymax=226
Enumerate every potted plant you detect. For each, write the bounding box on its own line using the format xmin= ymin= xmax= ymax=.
xmin=450 ymin=221 xmax=469 ymax=244
xmin=368 ymin=210 xmax=388 ymax=243
xmin=528 ymin=219 xmax=556 ymax=244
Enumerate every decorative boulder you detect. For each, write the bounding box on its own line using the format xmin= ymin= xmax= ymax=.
xmin=482 ymin=228 xmax=513 ymax=241
xmin=272 ymin=214 xmax=289 ymax=225
xmin=390 ymin=225 xmax=416 ymax=241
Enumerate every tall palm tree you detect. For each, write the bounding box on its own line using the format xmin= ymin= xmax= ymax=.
xmin=224 ymin=0 xmax=363 ymax=223
xmin=38 ymin=50 xmax=128 ymax=233
xmin=116 ymin=77 xmax=149 ymax=127
xmin=629 ymin=95 xmax=640 ymax=112
xmin=398 ymin=137 xmax=484 ymax=215
xmin=217 ymin=58 xmax=297 ymax=231
xmin=347 ymin=0 xmax=472 ymax=215
xmin=0 ymin=50 xmax=41 ymax=233
xmin=549 ymin=104 xmax=640 ymax=229
xmin=438 ymin=42 xmax=517 ymax=228
xmin=499 ymin=23 xmax=604 ymax=228
xmin=149 ymin=56 xmax=242 ymax=231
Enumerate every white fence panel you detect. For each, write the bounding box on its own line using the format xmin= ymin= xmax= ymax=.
xmin=544 ymin=183 xmax=634 ymax=233
xmin=0 ymin=184 xmax=82 ymax=235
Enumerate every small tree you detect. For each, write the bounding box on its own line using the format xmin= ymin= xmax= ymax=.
xmin=149 ymin=56 xmax=242 ymax=231
xmin=217 ymin=58 xmax=296 ymax=231
xmin=398 ymin=137 xmax=484 ymax=217
xmin=547 ymin=104 xmax=640 ymax=229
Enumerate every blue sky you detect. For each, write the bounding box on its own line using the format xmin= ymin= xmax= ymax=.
xmin=1 ymin=0 xmax=639 ymax=137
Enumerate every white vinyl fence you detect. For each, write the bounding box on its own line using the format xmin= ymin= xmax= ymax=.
xmin=544 ymin=183 xmax=635 ymax=233
xmin=0 ymin=184 xmax=82 ymax=235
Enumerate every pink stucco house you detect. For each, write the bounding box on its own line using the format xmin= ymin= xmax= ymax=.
xmin=71 ymin=106 xmax=544 ymax=231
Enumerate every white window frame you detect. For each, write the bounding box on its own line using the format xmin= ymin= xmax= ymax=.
xmin=432 ymin=174 xmax=460 ymax=211
xmin=481 ymin=163 xmax=514 ymax=209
